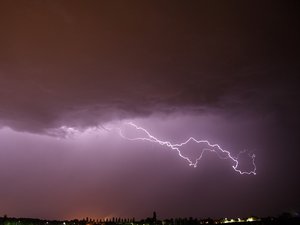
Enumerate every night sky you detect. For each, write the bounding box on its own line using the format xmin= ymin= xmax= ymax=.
xmin=0 ymin=0 xmax=300 ymax=221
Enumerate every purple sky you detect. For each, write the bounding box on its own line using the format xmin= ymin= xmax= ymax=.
xmin=0 ymin=0 xmax=300 ymax=221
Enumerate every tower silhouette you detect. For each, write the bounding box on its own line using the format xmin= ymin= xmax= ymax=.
xmin=153 ymin=211 xmax=157 ymax=224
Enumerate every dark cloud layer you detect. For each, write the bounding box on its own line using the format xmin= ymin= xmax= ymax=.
xmin=0 ymin=0 xmax=299 ymax=133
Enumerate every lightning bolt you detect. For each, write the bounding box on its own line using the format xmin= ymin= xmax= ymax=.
xmin=54 ymin=121 xmax=256 ymax=175
xmin=119 ymin=122 xmax=256 ymax=175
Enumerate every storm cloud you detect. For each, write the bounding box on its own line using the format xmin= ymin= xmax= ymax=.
xmin=0 ymin=0 xmax=299 ymax=133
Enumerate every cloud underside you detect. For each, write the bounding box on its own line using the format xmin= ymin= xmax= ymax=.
xmin=0 ymin=1 xmax=299 ymax=133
